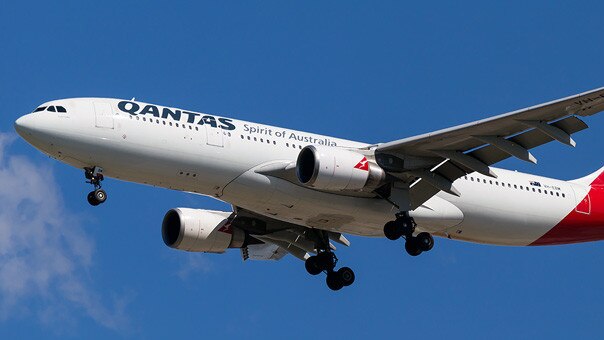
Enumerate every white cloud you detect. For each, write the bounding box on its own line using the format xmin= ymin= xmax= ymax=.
xmin=0 ymin=132 xmax=129 ymax=332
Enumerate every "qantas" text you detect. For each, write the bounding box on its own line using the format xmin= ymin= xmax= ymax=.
xmin=118 ymin=101 xmax=236 ymax=131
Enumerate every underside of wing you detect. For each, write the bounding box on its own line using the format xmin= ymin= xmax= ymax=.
xmin=233 ymin=207 xmax=351 ymax=262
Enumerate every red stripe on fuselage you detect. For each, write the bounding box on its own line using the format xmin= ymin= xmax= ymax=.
xmin=530 ymin=177 xmax=604 ymax=246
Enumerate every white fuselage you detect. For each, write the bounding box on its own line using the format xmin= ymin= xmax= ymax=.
xmin=14 ymin=98 xmax=594 ymax=246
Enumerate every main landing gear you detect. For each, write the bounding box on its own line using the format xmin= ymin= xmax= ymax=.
xmin=304 ymin=231 xmax=355 ymax=291
xmin=383 ymin=212 xmax=434 ymax=256
xmin=85 ymin=166 xmax=107 ymax=206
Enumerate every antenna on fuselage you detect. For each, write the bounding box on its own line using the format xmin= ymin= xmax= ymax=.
xmin=131 ymin=97 xmax=136 ymax=101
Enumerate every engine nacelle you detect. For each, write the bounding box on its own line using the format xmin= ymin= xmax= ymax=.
xmin=296 ymin=145 xmax=386 ymax=191
xmin=162 ymin=208 xmax=246 ymax=253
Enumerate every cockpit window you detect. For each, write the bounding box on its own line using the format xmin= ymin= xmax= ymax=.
xmin=32 ymin=105 xmax=67 ymax=113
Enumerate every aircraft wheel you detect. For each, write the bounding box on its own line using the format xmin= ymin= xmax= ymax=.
xmin=384 ymin=220 xmax=403 ymax=240
xmin=87 ymin=191 xmax=100 ymax=206
xmin=305 ymin=256 xmax=323 ymax=275
xmin=337 ymin=267 xmax=355 ymax=287
xmin=416 ymin=232 xmax=434 ymax=251
xmin=404 ymin=238 xmax=423 ymax=256
xmin=94 ymin=189 xmax=107 ymax=204
xmin=326 ymin=271 xmax=344 ymax=291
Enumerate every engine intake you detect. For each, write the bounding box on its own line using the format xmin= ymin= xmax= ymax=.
xmin=162 ymin=208 xmax=246 ymax=253
xmin=296 ymin=145 xmax=386 ymax=191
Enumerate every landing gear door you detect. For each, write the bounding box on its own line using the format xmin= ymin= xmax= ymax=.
xmin=206 ymin=126 xmax=223 ymax=147
xmin=94 ymin=102 xmax=114 ymax=129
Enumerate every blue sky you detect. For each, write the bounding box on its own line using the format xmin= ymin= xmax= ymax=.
xmin=1 ymin=1 xmax=604 ymax=338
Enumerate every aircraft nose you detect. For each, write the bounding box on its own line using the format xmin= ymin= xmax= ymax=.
xmin=14 ymin=114 xmax=37 ymax=138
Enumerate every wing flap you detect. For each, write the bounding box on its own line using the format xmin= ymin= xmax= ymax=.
xmin=242 ymin=243 xmax=288 ymax=261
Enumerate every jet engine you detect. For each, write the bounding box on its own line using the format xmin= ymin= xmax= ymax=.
xmin=296 ymin=145 xmax=386 ymax=191
xmin=162 ymin=208 xmax=246 ymax=253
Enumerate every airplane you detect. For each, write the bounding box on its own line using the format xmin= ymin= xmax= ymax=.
xmin=13 ymin=87 xmax=604 ymax=291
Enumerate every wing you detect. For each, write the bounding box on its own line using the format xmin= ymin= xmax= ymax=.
xmin=233 ymin=207 xmax=351 ymax=262
xmin=374 ymin=87 xmax=604 ymax=209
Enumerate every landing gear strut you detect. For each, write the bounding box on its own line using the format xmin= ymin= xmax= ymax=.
xmin=85 ymin=166 xmax=107 ymax=206
xmin=304 ymin=230 xmax=355 ymax=291
xmin=383 ymin=212 xmax=434 ymax=256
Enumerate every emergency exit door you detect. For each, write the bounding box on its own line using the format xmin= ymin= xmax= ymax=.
xmin=94 ymin=102 xmax=114 ymax=129
xmin=205 ymin=125 xmax=223 ymax=147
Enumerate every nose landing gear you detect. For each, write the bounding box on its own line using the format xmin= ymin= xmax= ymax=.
xmin=383 ymin=212 xmax=434 ymax=256
xmin=85 ymin=166 xmax=107 ymax=206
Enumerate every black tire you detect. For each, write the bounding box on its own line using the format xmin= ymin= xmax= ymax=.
xmin=326 ymin=271 xmax=344 ymax=291
xmin=416 ymin=232 xmax=434 ymax=251
xmin=383 ymin=220 xmax=403 ymax=240
xmin=87 ymin=191 xmax=99 ymax=206
xmin=337 ymin=267 xmax=355 ymax=287
xmin=404 ymin=238 xmax=422 ymax=256
xmin=305 ymin=256 xmax=323 ymax=275
xmin=316 ymin=252 xmax=335 ymax=271
xmin=94 ymin=189 xmax=107 ymax=204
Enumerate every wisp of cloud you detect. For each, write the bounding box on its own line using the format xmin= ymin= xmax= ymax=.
xmin=0 ymin=132 xmax=129 ymax=332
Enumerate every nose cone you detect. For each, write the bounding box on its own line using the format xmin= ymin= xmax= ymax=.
xmin=14 ymin=114 xmax=37 ymax=138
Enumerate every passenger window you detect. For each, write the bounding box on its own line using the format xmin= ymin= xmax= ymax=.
xmin=48 ymin=106 xmax=56 ymax=112
xmin=57 ymin=106 xmax=67 ymax=113
xmin=514 ymin=185 xmax=517 ymax=189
